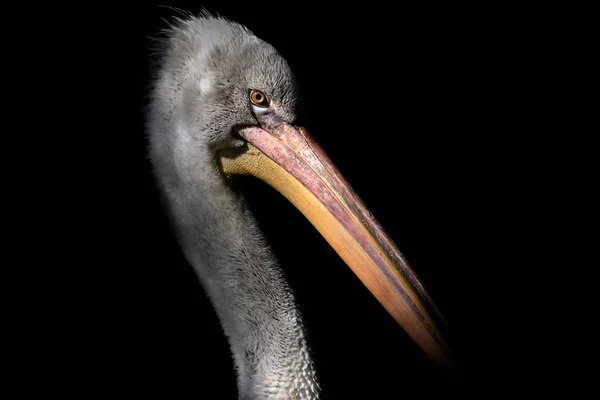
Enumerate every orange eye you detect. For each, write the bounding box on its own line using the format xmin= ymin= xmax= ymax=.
xmin=249 ymin=89 xmax=269 ymax=107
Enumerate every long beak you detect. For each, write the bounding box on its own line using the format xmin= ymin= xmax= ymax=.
xmin=218 ymin=121 xmax=452 ymax=365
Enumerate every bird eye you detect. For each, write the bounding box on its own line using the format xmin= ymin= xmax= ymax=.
xmin=249 ymin=89 xmax=269 ymax=108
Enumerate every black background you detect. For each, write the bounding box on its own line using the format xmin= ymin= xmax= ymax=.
xmin=17 ymin=2 xmax=567 ymax=398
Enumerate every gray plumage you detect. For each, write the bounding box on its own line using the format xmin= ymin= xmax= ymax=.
xmin=146 ymin=12 xmax=319 ymax=400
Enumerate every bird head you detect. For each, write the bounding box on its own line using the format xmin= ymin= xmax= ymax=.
xmin=156 ymin=17 xmax=300 ymax=152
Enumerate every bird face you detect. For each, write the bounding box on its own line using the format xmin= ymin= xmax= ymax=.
xmin=189 ymin=38 xmax=299 ymax=151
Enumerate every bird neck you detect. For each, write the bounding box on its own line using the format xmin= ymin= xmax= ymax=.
xmin=150 ymin=136 xmax=320 ymax=399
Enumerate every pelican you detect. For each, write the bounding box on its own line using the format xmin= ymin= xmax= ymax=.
xmin=146 ymin=11 xmax=452 ymax=399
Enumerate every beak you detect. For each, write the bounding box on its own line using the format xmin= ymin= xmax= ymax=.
xmin=218 ymin=120 xmax=453 ymax=366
